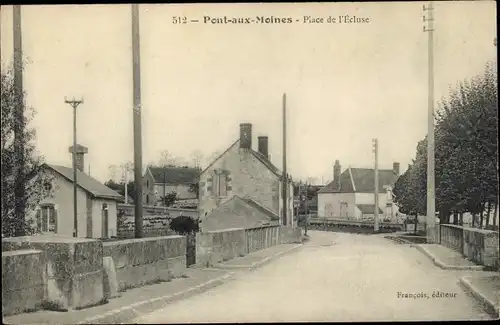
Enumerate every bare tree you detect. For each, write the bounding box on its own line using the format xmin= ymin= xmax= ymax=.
xmin=190 ymin=150 xmax=204 ymax=169
xmin=205 ymin=150 xmax=221 ymax=167
xmin=159 ymin=150 xmax=178 ymax=167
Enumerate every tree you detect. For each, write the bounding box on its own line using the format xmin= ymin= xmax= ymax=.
xmin=190 ymin=150 xmax=204 ymax=169
xmin=104 ymin=179 xmax=136 ymax=202
xmin=189 ymin=182 xmax=200 ymax=197
xmin=159 ymin=150 xmax=178 ymax=167
xmin=169 ymin=215 xmax=199 ymax=235
xmin=1 ymin=66 xmax=54 ymax=237
xmin=161 ymin=191 xmax=177 ymax=207
xmin=434 ymin=61 xmax=498 ymax=227
xmin=402 ymin=60 xmax=498 ymax=229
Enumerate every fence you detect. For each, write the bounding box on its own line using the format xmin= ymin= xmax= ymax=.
xmin=439 ymin=224 xmax=464 ymax=252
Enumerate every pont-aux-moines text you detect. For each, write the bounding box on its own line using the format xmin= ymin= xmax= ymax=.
xmin=203 ymin=16 xmax=293 ymax=24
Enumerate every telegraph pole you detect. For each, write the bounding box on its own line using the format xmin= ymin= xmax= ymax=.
xmin=13 ymin=5 xmax=26 ymax=236
xmin=304 ymin=181 xmax=309 ymax=236
xmin=132 ymin=3 xmax=144 ymax=237
xmin=372 ymin=138 xmax=379 ymax=232
xmin=424 ymin=2 xmax=436 ymax=243
xmin=282 ymin=93 xmax=288 ymax=226
xmin=65 ymin=97 xmax=84 ymax=237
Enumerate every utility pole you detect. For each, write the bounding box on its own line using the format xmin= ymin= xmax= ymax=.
xmin=13 ymin=5 xmax=26 ymax=236
xmin=424 ymin=2 xmax=436 ymax=243
xmin=282 ymin=93 xmax=288 ymax=226
xmin=132 ymin=3 xmax=144 ymax=238
xmin=124 ymin=167 xmax=128 ymax=204
xmin=65 ymin=97 xmax=84 ymax=237
xmin=304 ymin=181 xmax=309 ymax=236
xmin=372 ymin=138 xmax=379 ymax=232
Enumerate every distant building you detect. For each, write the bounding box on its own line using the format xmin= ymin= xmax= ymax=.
xmin=198 ymin=123 xmax=294 ymax=231
xmin=142 ymin=166 xmax=200 ymax=206
xmin=31 ymin=144 xmax=123 ymax=239
xmin=317 ymin=160 xmax=400 ymax=221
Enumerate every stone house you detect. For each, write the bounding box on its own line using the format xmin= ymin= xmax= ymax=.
xmin=317 ymin=160 xmax=401 ymax=221
xmin=142 ymin=166 xmax=199 ymax=206
xmin=31 ymin=145 xmax=123 ymax=238
xmin=198 ymin=123 xmax=295 ymax=231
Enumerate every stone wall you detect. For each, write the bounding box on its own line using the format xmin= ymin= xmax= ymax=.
xmin=102 ymin=235 xmax=187 ymax=292
xmin=2 ymin=249 xmax=47 ymax=316
xmin=440 ymin=224 xmax=499 ymax=270
xmin=195 ymin=225 xmax=302 ymax=267
xmin=2 ymin=235 xmax=104 ymax=311
xmin=463 ymin=227 xmax=499 ymax=269
xmin=308 ymin=218 xmax=402 ymax=233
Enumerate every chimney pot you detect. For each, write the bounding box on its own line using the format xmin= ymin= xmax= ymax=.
xmin=239 ymin=123 xmax=252 ymax=149
xmin=69 ymin=144 xmax=88 ymax=173
xmin=393 ymin=162 xmax=400 ymax=177
xmin=333 ymin=160 xmax=341 ymax=190
xmin=258 ymin=136 xmax=269 ymax=159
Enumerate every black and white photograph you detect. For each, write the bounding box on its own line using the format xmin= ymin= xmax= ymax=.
xmin=1 ymin=1 xmax=498 ymax=323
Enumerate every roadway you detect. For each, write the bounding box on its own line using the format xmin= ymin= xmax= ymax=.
xmin=133 ymin=230 xmax=492 ymax=323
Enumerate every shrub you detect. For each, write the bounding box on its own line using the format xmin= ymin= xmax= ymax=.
xmin=169 ymin=215 xmax=199 ymax=235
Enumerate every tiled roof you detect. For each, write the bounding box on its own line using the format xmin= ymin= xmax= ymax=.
xmin=47 ymin=164 xmax=123 ymax=200
xmin=240 ymin=196 xmax=279 ymax=221
xmin=148 ymin=166 xmax=200 ymax=184
xmin=319 ymin=168 xmax=397 ymax=194
xmin=356 ymin=204 xmax=383 ymax=214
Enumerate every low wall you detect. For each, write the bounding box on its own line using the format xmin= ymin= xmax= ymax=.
xmin=279 ymin=226 xmax=303 ymax=244
xmin=196 ymin=228 xmax=247 ymax=267
xmin=440 ymin=224 xmax=499 ymax=270
xmin=308 ymin=218 xmax=402 ymax=233
xmin=2 ymin=235 xmax=104 ymax=311
xmin=195 ymin=225 xmax=302 ymax=267
xmin=103 ymin=235 xmax=187 ymax=292
xmin=2 ymin=249 xmax=47 ymax=316
xmin=245 ymin=226 xmax=280 ymax=254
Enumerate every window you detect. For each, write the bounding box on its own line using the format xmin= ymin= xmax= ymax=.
xmin=217 ymin=173 xmax=227 ymax=197
xmin=146 ymin=180 xmax=149 ymax=188
xmin=37 ymin=204 xmax=57 ymax=233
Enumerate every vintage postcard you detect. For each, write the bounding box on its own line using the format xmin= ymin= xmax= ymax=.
xmin=1 ymin=1 xmax=498 ymax=323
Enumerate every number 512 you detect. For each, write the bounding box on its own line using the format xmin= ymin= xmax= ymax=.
xmin=172 ymin=16 xmax=187 ymax=24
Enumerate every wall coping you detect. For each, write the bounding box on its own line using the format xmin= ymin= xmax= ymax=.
xmin=2 ymin=249 xmax=44 ymax=257
xmin=2 ymin=234 xmax=99 ymax=244
xmin=102 ymin=235 xmax=185 ymax=246
xmin=441 ymin=224 xmax=499 ymax=235
xmin=118 ymin=204 xmax=197 ymax=213
xmin=203 ymin=228 xmax=245 ymax=234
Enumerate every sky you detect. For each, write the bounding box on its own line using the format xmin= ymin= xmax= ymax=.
xmin=0 ymin=2 xmax=497 ymax=185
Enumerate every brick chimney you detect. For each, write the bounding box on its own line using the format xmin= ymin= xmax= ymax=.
xmin=68 ymin=144 xmax=88 ymax=173
xmin=393 ymin=162 xmax=400 ymax=177
xmin=257 ymin=136 xmax=269 ymax=159
xmin=333 ymin=160 xmax=341 ymax=190
xmin=239 ymin=123 xmax=252 ymax=149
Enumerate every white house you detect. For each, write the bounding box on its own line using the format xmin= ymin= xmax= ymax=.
xmin=31 ymin=145 xmax=123 ymax=238
xmin=318 ymin=160 xmax=401 ymax=222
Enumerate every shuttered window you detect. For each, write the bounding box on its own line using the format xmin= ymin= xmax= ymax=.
xmin=39 ymin=204 xmax=57 ymax=233
xmin=36 ymin=209 xmax=42 ymax=233
xmin=218 ymin=173 xmax=227 ymax=197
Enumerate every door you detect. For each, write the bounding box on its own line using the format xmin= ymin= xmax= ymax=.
xmin=102 ymin=203 xmax=109 ymax=238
